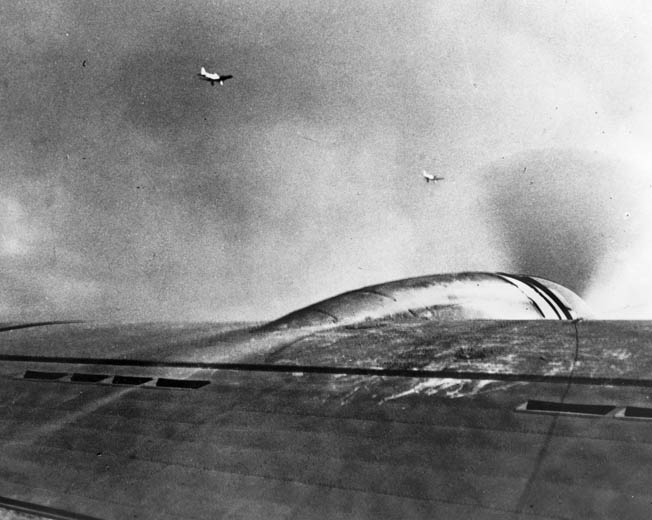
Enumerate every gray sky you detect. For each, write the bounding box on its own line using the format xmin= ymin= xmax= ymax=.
xmin=2 ymin=0 xmax=651 ymax=322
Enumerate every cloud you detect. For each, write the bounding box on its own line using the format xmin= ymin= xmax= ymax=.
xmin=1 ymin=1 xmax=652 ymax=321
xmin=0 ymin=197 xmax=34 ymax=257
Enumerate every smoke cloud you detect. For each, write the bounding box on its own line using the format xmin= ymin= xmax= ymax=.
xmin=480 ymin=150 xmax=648 ymax=294
xmin=478 ymin=149 xmax=652 ymax=316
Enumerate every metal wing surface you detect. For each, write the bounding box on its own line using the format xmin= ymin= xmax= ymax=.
xmin=1 ymin=319 xmax=652 ymax=519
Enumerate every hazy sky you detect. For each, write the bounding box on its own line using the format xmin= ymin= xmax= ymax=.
xmin=2 ymin=0 xmax=652 ymax=322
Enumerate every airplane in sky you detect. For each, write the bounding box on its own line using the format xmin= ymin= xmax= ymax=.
xmin=0 ymin=271 xmax=649 ymax=519
xmin=197 ymin=66 xmax=233 ymax=86
xmin=422 ymin=169 xmax=444 ymax=183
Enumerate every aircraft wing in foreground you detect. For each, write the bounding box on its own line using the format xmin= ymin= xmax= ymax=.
xmin=0 ymin=272 xmax=650 ymax=519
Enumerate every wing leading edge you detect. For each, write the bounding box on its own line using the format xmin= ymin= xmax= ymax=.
xmin=1 ymin=318 xmax=652 ymax=518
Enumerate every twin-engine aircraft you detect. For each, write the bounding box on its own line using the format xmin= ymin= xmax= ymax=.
xmin=197 ymin=66 xmax=233 ymax=86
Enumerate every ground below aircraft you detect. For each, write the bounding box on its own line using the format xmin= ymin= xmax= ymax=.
xmin=0 ymin=271 xmax=650 ymax=519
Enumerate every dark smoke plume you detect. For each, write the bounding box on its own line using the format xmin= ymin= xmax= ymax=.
xmin=480 ymin=148 xmax=647 ymax=297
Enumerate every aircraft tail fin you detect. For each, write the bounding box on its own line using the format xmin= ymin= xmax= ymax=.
xmin=200 ymin=66 xmax=206 ymax=75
